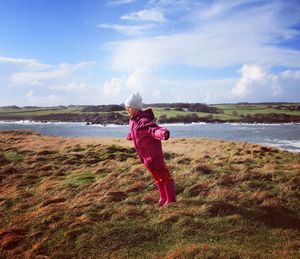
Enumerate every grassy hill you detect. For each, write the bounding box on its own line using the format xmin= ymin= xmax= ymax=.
xmin=0 ymin=130 xmax=300 ymax=258
xmin=0 ymin=103 xmax=300 ymax=124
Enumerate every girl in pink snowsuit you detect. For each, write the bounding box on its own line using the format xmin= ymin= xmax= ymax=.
xmin=125 ymin=93 xmax=176 ymax=207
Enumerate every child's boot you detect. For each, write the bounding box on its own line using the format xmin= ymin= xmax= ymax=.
xmin=163 ymin=179 xmax=176 ymax=207
xmin=156 ymin=181 xmax=167 ymax=206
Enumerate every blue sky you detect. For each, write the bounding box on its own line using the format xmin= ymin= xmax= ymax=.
xmin=0 ymin=0 xmax=300 ymax=106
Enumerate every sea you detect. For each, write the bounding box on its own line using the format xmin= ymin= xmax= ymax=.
xmin=0 ymin=121 xmax=300 ymax=153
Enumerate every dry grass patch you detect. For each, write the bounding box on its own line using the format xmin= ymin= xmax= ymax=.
xmin=143 ymin=190 xmax=159 ymax=204
xmin=165 ymin=243 xmax=244 ymax=259
xmin=0 ymin=130 xmax=299 ymax=258
xmin=125 ymin=181 xmax=146 ymax=193
xmin=113 ymin=205 xmax=145 ymax=220
xmin=185 ymin=182 xmax=211 ymax=197
xmin=194 ymin=163 xmax=214 ymax=174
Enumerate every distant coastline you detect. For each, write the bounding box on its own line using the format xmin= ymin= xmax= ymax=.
xmin=0 ymin=102 xmax=300 ymax=125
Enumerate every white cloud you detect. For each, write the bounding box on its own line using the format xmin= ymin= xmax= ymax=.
xmin=148 ymin=0 xmax=192 ymax=9
xmin=122 ymin=67 xmax=237 ymax=104
xmin=106 ymin=0 xmax=300 ymax=72
xmin=159 ymin=77 xmax=237 ymax=104
xmin=108 ymin=31 xmax=300 ymax=73
xmin=0 ymin=56 xmax=99 ymax=106
xmin=108 ymin=34 xmax=300 ymax=72
xmin=281 ymin=70 xmax=300 ymax=80
xmin=50 ymin=82 xmax=89 ymax=93
xmin=232 ymin=64 xmax=269 ymax=97
xmin=103 ymin=78 xmax=123 ymax=97
xmin=275 ymin=70 xmax=300 ymax=101
xmin=11 ymin=70 xmax=63 ymax=86
xmin=100 ymin=68 xmax=162 ymax=104
xmin=121 ymin=9 xmax=166 ymax=23
xmin=0 ymin=56 xmax=52 ymax=70
xmin=126 ymin=67 xmax=159 ymax=96
xmin=98 ymin=23 xmax=154 ymax=35
xmin=196 ymin=0 xmax=259 ymax=20
xmin=112 ymin=64 xmax=300 ymax=104
xmin=10 ymin=61 xmax=95 ymax=86
xmin=231 ymin=64 xmax=300 ymax=102
xmin=106 ymin=0 xmax=135 ymax=5
xmin=99 ymin=4 xmax=167 ymax=36
xmin=26 ymin=90 xmax=66 ymax=106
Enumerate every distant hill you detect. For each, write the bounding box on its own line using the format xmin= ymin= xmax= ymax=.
xmin=0 ymin=102 xmax=300 ymax=124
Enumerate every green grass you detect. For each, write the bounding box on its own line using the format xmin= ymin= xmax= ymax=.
xmin=3 ymin=150 xmax=23 ymax=162
xmin=152 ymin=108 xmax=191 ymax=118
xmin=152 ymin=108 xmax=234 ymax=121
xmin=212 ymin=104 xmax=300 ymax=116
xmin=1 ymin=103 xmax=300 ymax=122
xmin=0 ymin=107 xmax=82 ymax=117
xmin=63 ymin=171 xmax=97 ymax=188
xmin=0 ymin=130 xmax=299 ymax=258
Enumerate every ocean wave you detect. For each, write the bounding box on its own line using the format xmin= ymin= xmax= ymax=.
xmin=1 ymin=121 xmax=299 ymax=153
xmin=88 ymin=124 xmax=128 ymax=128
xmin=0 ymin=120 xmax=87 ymax=126
xmin=277 ymin=140 xmax=300 ymax=148
xmin=0 ymin=120 xmax=129 ymax=127
xmin=259 ymin=140 xmax=300 ymax=153
xmin=161 ymin=122 xmax=207 ymax=127
xmin=224 ymin=122 xmax=300 ymax=126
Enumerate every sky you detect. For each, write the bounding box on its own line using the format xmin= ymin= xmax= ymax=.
xmin=0 ymin=0 xmax=300 ymax=106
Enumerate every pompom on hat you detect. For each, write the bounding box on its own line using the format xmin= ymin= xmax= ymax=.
xmin=125 ymin=92 xmax=142 ymax=110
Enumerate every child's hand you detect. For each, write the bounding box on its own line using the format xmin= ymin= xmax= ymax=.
xmin=164 ymin=130 xmax=170 ymax=140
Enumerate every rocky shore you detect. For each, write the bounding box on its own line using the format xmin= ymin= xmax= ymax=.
xmin=1 ymin=103 xmax=300 ymax=125
xmin=1 ymin=111 xmax=300 ymax=125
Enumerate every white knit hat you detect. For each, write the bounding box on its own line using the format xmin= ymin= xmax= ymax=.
xmin=125 ymin=92 xmax=142 ymax=110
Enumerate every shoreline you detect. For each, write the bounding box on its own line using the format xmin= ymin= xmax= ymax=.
xmin=1 ymin=119 xmax=300 ymax=126
xmin=1 ymin=127 xmax=300 ymax=153
xmin=1 ymin=103 xmax=300 ymax=125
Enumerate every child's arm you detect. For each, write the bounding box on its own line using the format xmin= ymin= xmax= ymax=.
xmin=127 ymin=132 xmax=133 ymax=141
xmin=149 ymin=127 xmax=170 ymax=140
xmin=138 ymin=118 xmax=170 ymax=140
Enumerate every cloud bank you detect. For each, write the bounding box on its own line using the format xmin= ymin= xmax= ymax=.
xmin=105 ymin=1 xmax=300 ymax=71
xmin=1 ymin=0 xmax=300 ymax=106
xmin=232 ymin=64 xmax=300 ymax=102
xmin=96 ymin=0 xmax=300 ymax=104
xmin=0 ymin=57 xmax=100 ymax=106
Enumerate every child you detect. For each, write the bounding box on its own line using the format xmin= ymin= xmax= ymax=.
xmin=125 ymin=92 xmax=176 ymax=207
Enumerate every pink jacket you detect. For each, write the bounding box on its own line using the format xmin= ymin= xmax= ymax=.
xmin=127 ymin=109 xmax=170 ymax=170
